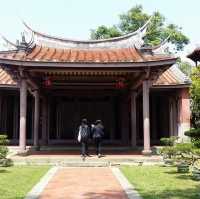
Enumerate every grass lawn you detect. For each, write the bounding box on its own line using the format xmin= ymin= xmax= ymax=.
xmin=121 ymin=165 xmax=200 ymax=199
xmin=0 ymin=166 xmax=50 ymax=199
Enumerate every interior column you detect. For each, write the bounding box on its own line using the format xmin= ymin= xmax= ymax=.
xmin=131 ymin=91 xmax=137 ymax=148
xmin=33 ymin=89 xmax=40 ymax=148
xmin=142 ymin=80 xmax=152 ymax=155
xmin=121 ymin=96 xmax=129 ymax=145
xmin=19 ymin=79 xmax=27 ymax=151
xmin=41 ymin=97 xmax=48 ymax=145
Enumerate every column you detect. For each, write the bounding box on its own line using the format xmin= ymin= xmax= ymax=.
xmin=109 ymin=97 xmax=115 ymax=140
xmin=120 ymin=96 xmax=129 ymax=145
xmin=41 ymin=97 xmax=48 ymax=145
xmin=142 ymin=80 xmax=152 ymax=155
xmin=151 ymin=95 xmax=157 ymax=142
xmin=178 ymin=88 xmax=190 ymax=141
xmin=19 ymin=79 xmax=27 ymax=151
xmin=130 ymin=91 xmax=137 ymax=148
xmin=13 ymin=96 xmax=19 ymax=140
xmin=33 ymin=90 xmax=40 ymax=148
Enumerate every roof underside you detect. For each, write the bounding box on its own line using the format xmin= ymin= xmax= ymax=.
xmin=0 ymin=65 xmax=190 ymax=87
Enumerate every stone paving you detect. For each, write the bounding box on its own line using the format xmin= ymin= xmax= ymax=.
xmin=39 ymin=167 xmax=128 ymax=199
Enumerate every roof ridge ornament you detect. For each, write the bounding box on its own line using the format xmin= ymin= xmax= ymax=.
xmin=0 ymin=34 xmax=18 ymax=50
xmin=17 ymin=31 xmax=35 ymax=52
xmin=22 ymin=17 xmax=152 ymax=49
xmin=152 ymin=35 xmax=171 ymax=54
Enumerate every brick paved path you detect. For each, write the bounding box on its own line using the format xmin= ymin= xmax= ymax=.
xmin=39 ymin=167 xmax=128 ymax=199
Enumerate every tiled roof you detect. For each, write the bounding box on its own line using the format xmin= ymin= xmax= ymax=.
xmin=153 ymin=65 xmax=191 ymax=86
xmin=0 ymin=68 xmax=17 ymax=86
xmin=0 ymin=45 xmax=174 ymax=63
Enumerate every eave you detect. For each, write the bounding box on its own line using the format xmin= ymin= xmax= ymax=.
xmin=0 ymin=58 xmax=177 ymax=70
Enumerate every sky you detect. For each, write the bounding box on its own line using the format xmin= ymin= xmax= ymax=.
xmin=0 ymin=0 xmax=199 ymax=61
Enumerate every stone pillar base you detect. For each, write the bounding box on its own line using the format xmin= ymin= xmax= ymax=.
xmin=142 ymin=149 xmax=152 ymax=156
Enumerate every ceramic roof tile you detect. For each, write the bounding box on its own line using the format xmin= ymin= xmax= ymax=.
xmin=0 ymin=45 xmax=175 ymax=63
xmin=0 ymin=68 xmax=17 ymax=86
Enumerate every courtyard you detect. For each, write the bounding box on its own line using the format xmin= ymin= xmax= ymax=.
xmin=0 ymin=165 xmax=200 ymax=199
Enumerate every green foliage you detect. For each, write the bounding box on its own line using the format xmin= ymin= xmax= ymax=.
xmin=0 ymin=166 xmax=50 ymax=199
xmin=190 ymin=67 xmax=200 ymax=128
xmin=0 ymin=135 xmax=8 ymax=145
xmin=192 ymin=138 xmax=200 ymax=148
xmin=185 ymin=128 xmax=200 ymax=137
xmin=0 ymin=134 xmax=9 ymax=160
xmin=160 ymin=146 xmax=177 ymax=159
xmin=160 ymin=136 xmax=195 ymax=165
xmin=192 ymin=148 xmax=200 ymax=156
xmin=175 ymin=143 xmax=193 ymax=154
xmin=121 ymin=166 xmax=200 ymax=199
xmin=176 ymin=58 xmax=193 ymax=76
xmin=119 ymin=5 xmax=149 ymax=34
xmin=185 ymin=128 xmax=200 ymax=148
xmin=90 ymin=25 xmax=121 ymax=40
xmin=90 ymin=5 xmax=189 ymax=51
xmin=0 ymin=158 xmax=13 ymax=167
xmin=160 ymin=136 xmax=178 ymax=146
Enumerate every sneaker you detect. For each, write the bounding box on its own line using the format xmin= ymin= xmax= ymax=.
xmin=98 ymin=154 xmax=101 ymax=158
xmin=81 ymin=155 xmax=86 ymax=161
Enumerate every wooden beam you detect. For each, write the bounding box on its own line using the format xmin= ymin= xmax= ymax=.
xmin=130 ymin=72 xmax=146 ymax=90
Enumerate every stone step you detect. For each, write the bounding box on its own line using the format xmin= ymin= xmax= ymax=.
xmin=11 ymin=156 xmax=163 ymax=166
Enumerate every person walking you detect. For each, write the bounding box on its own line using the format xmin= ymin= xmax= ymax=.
xmin=77 ymin=118 xmax=90 ymax=160
xmin=92 ymin=120 xmax=104 ymax=158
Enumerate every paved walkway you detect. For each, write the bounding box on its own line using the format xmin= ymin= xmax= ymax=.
xmin=25 ymin=167 xmax=142 ymax=199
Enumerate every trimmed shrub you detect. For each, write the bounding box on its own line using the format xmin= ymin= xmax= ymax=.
xmin=185 ymin=129 xmax=200 ymax=148
xmin=160 ymin=146 xmax=177 ymax=159
xmin=175 ymin=143 xmax=193 ymax=154
xmin=185 ymin=128 xmax=200 ymax=137
xmin=160 ymin=136 xmax=178 ymax=146
xmin=0 ymin=134 xmax=9 ymax=159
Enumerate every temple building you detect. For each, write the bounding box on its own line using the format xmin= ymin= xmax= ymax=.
xmin=0 ymin=20 xmax=191 ymax=154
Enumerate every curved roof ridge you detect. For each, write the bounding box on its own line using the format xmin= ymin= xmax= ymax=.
xmin=169 ymin=64 xmax=191 ymax=84
xmin=22 ymin=16 xmax=152 ymax=46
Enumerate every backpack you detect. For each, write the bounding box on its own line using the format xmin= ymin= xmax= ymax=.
xmin=92 ymin=126 xmax=103 ymax=139
xmin=79 ymin=125 xmax=88 ymax=142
